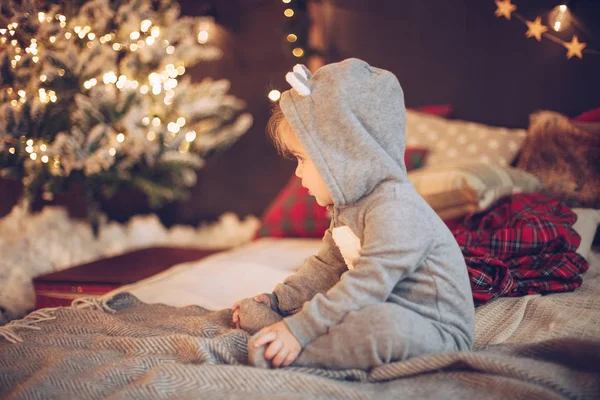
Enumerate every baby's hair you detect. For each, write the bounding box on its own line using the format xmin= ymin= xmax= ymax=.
xmin=266 ymin=102 xmax=295 ymax=160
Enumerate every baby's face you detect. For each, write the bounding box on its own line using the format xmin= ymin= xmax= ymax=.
xmin=286 ymin=131 xmax=333 ymax=207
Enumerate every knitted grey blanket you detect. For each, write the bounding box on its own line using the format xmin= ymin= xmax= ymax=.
xmin=0 ymin=292 xmax=599 ymax=400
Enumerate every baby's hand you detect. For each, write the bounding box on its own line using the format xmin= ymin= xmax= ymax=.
xmin=252 ymin=320 xmax=302 ymax=368
xmin=231 ymin=294 xmax=271 ymax=328
xmin=231 ymin=300 xmax=242 ymax=328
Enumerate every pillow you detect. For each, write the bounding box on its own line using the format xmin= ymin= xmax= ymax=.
xmin=410 ymin=104 xmax=453 ymax=118
xmin=257 ymin=147 xmax=430 ymax=239
xmin=255 ymin=175 xmax=331 ymax=239
xmin=572 ymin=107 xmax=600 ymax=122
xmin=408 ymin=162 xmax=542 ymax=216
xmin=405 ymin=111 xmax=527 ymax=167
xmin=517 ymin=111 xmax=600 ymax=209
xmin=572 ymin=208 xmax=600 ymax=261
xmin=403 ymin=147 xmax=429 ymax=171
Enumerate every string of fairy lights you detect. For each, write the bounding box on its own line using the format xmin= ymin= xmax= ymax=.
xmin=1 ymin=10 xmax=215 ymax=167
xmin=494 ymin=0 xmax=600 ymax=59
xmin=268 ymin=0 xmax=309 ymax=103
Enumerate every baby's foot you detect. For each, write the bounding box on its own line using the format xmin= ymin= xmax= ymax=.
xmin=238 ymin=297 xmax=282 ymax=335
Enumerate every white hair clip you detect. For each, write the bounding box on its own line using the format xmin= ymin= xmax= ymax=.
xmin=285 ymin=64 xmax=312 ymax=96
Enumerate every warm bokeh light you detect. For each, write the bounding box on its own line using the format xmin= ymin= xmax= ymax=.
xmin=268 ymin=90 xmax=281 ymax=101
xmin=198 ymin=30 xmax=208 ymax=44
xmin=549 ymin=4 xmax=571 ymax=32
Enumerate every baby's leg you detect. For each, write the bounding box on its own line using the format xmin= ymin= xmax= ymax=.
xmin=293 ymin=303 xmax=462 ymax=370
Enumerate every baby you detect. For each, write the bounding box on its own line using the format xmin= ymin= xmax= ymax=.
xmin=232 ymin=58 xmax=475 ymax=370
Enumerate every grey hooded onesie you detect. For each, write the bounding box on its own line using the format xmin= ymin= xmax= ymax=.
xmin=247 ymin=58 xmax=475 ymax=371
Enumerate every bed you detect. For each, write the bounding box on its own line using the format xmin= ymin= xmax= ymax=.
xmin=1 ymin=237 xmax=599 ymax=399
xmin=108 ymin=236 xmax=600 ymax=351
xmin=2 ymin=107 xmax=599 ymax=397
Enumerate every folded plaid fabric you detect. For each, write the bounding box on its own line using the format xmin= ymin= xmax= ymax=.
xmin=452 ymin=193 xmax=589 ymax=306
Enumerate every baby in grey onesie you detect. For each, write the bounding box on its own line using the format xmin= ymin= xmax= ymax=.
xmin=233 ymin=58 xmax=475 ymax=371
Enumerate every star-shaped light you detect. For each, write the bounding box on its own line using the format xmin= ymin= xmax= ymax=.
xmin=495 ymin=0 xmax=517 ymax=20
xmin=525 ymin=17 xmax=548 ymax=41
xmin=564 ymin=36 xmax=586 ymax=59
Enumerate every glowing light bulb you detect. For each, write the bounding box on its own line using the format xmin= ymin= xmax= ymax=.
xmin=287 ymin=34 xmax=297 ymax=43
xmin=549 ymin=4 xmax=571 ymax=32
xmin=198 ymin=30 xmax=208 ymax=44
xmin=292 ymin=47 xmax=304 ymax=57
xmin=167 ymin=122 xmax=180 ymax=133
xmin=116 ymin=133 xmax=125 ymax=142
xmin=185 ymin=131 xmax=196 ymax=142
xmin=268 ymin=90 xmax=281 ymax=101
xmin=103 ymin=71 xmax=117 ymax=84
xmin=141 ymin=19 xmax=152 ymax=32
xmin=179 ymin=141 xmax=190 ymax=153
xmin=109 ymin=147 xmax=116 ymax=156
xmin=284 ymin=9 xmax=294 ymax=17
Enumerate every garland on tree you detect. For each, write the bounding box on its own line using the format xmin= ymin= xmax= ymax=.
xmin=0 ymin=0 xmax=252 ymax=228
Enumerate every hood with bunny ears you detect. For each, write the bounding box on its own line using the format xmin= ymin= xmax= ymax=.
xmin=279 ymin=58 xmax=408 ymax=207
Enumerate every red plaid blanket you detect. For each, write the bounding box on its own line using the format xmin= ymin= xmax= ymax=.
xmin=451 ymin=193 xmax=589 ymax=306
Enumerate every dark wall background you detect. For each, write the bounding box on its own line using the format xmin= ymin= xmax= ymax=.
xmin=173 ymin=0 xmax=600 ymax=224
xmin=2 ymin=0 xmax=599 ymax=224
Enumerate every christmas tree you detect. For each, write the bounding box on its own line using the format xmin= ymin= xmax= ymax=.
xmin=0 ymin=0 xmax=252 ymax=227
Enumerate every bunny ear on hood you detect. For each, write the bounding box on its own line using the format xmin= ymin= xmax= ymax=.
xmin=280 ymin=58 xmax=408 ymax=207
xmin=285 ymin=64 xmax=313 ymax=96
